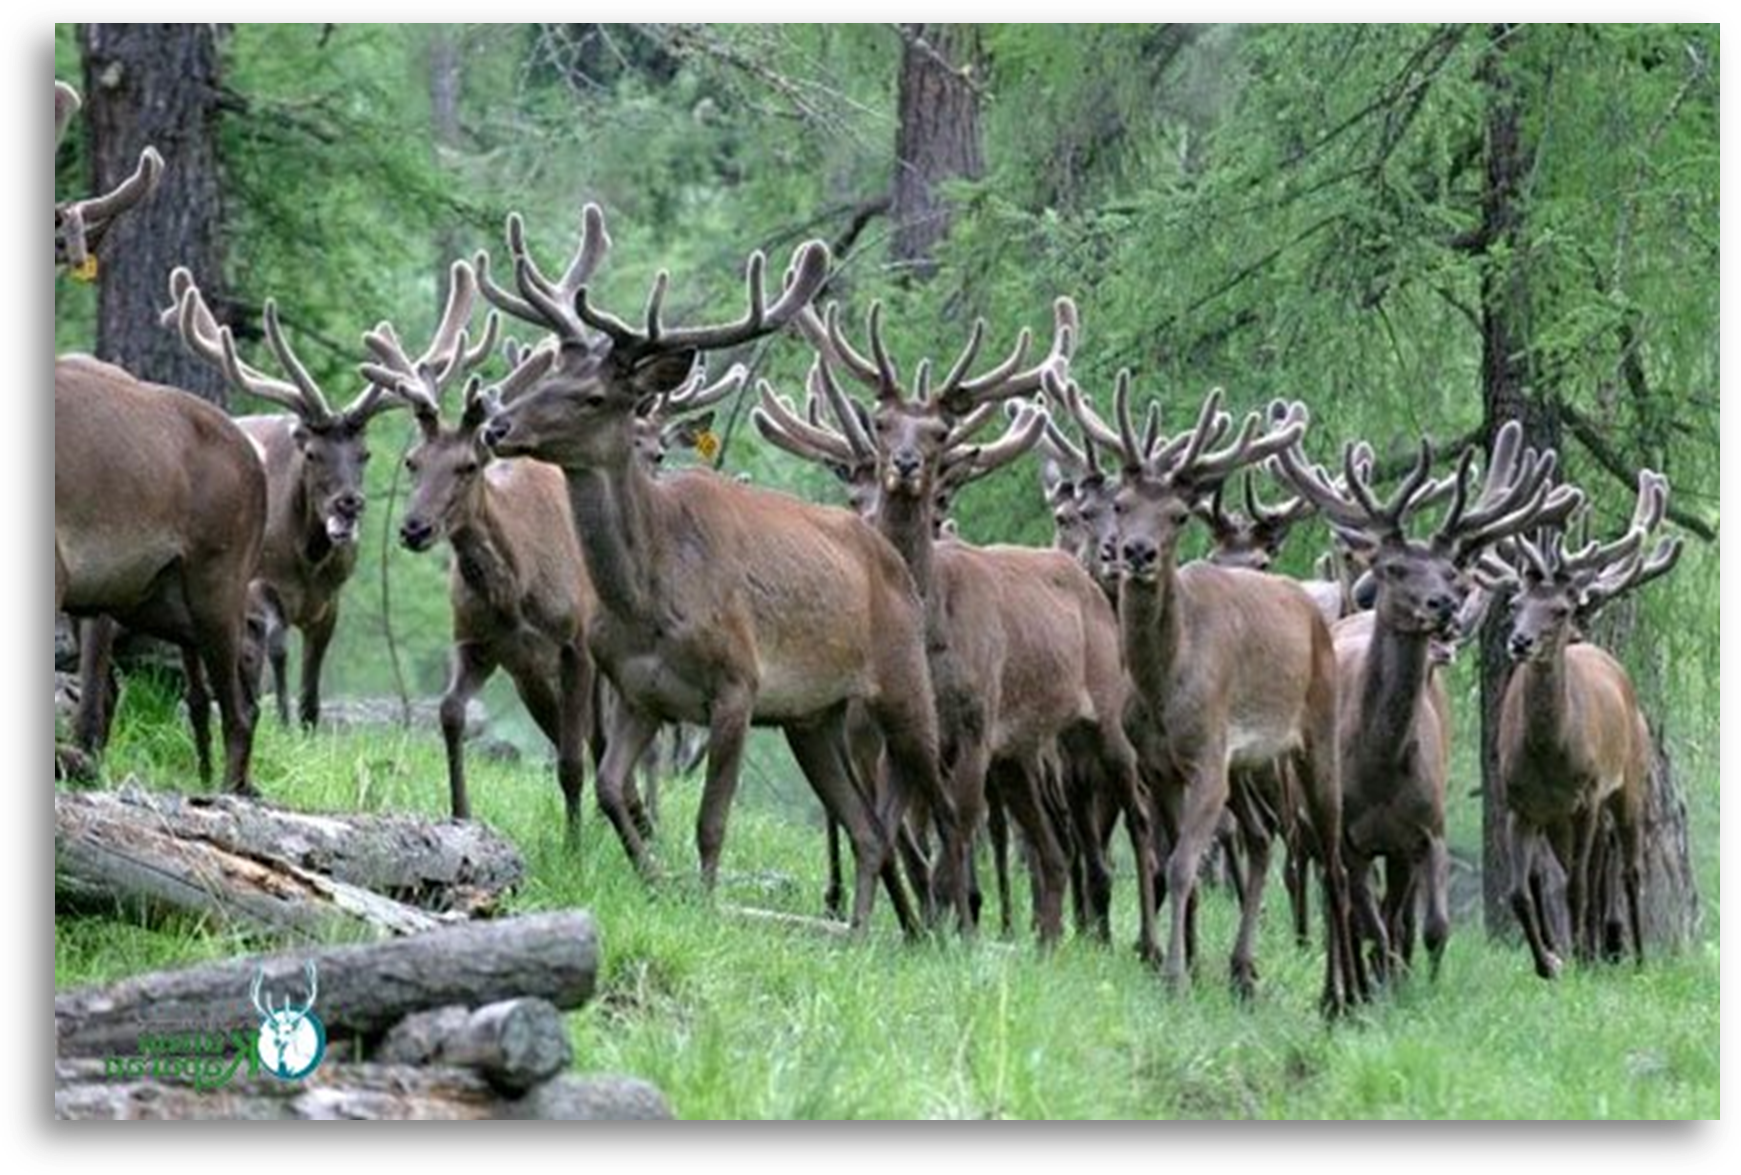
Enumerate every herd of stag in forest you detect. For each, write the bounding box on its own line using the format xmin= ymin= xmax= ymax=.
xmin=54 ymin=81 xmax=1683 ymax=1016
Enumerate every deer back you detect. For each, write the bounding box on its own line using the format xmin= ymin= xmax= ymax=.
xmin=55 ymin=356 xmax=265 ymax=614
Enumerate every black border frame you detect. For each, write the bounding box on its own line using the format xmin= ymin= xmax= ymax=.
xmin=6 ymin=6 xmax=1734 ymax=1169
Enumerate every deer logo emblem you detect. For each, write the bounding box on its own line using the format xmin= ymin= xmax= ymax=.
xmin=250 ymin=962 xmax=327 ymax=1080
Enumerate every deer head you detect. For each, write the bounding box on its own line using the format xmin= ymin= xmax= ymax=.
xmin=1478 ymin=469 xmax=1680 ymax=664
xmin=634 ymin=360 xmax=749 ymax=473
xmin=754 ymin=368 xmax=1049 ymax=530
xmin=785 ymin=298 xmax=1076 ymax=520
xmin=1047 ymin=368 xmax=1310 ymax=585
xmin=1271 ymin=419 xmax=1584 ymax=640
xmin=472 ymin=204 xmax=829 ymax=470
xmin=55 ymin=81 xmax=164 ymax=272
xmin=1200 ymin=471 xmax=1316 ymax=571
xmin=165 ymin=268 xmax=414 ymax=546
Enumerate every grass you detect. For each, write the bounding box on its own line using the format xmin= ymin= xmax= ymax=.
xmin=54 ymin=675 xmax=1721 ymax=1120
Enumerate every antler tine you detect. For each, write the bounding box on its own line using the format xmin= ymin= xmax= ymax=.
xmin=488 ymin=338 xmax=558 ymax=405
xmin=810 ymin=356 xmax=876 ymax=461
xmin=1037 ymin=413 xmax=1088 ymax=474
xmin=1113 ymin=371 xmax=1144 ymax=469
xmin=935 ymin=318 xmax=987 ymax=401
xmin=1160 ymin=387 xmax=1232 ymax=479
xmin=261 ymin=300 xmax=335 ymax=423
xmin=1058 ymin=374 xmax=1135 ymax=466
xmin=165 ymin=270 xmax=312 ymax=416
xmin=481 ymin=205 xmax=615 ymax=347
xmin=1270 ymin=426 xmax=1383 ymax=534
xmin=812 ymin=301 xmax=890 ymax=391
xmin=951 ymin=296 xmax=1080 ymax=409
xmin=55 ymin=81 xmax=80 ymax=150
xmin=941 ymin=399 xmax=1050 ymax=489
xmin=653 ymin=239 xmax=832 ymax=355
xmin=1560 ymin=468 xmax=1668 ymax=581
xmin=753 ymin=382 xmax=855 ymax=465
xmin=665 ymin=360 xmax=749 ymax=416
xmin=1179 ymin=395 xmax=1308 ymax=490
xmin=943 ymin=399 xmax=1002 ymax=450
xmin=69 ymin=146 xmax=165 ymax=225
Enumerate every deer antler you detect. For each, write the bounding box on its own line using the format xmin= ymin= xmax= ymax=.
xmin=752 ymin=380 xmax=860 ymax=466
xmin=56 ymin=131 xmax=165 ymax=271
xmin=938 ymin=397 xmax=1051 ymax=491
xmin=360 ymin=260 xmax=497 ymax=421
xmin=164 ymin=268 xmax=334 ymax=422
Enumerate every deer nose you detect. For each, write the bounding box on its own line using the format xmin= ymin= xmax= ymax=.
xmin=892 ymin=451 xmax=921 ymax=478
xmin=482 ymin=418 xmax=511 ymax=449
xmin=1122 ymin=537 xmax=1157 ymax=572
xmin=1426 ymin=593 xmax=1458 ymax=622
xmin=400 ymin=517 xmax=434 ymax=551
xmin=334 ymin=491 xmax=363 ymax=518
xmin=1508 ymin=633 xmax=1535 ymax=660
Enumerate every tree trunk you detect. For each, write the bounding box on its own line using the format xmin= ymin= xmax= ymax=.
xmin=1473 ymin=23 xmax=1560 ymax=940
xmin=891 ymin=24 xmax=984 ymax=281
xmin=55 ymin=911 xmax=600 ymax=1060
xmin=78 ymin=23 xmax=228 ymax=403
xmin=55 ymin=1059 xmax=672 ymax=1121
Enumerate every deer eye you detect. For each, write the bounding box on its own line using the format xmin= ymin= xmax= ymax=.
xmin=404 ymin=456 xmax=419 ymax=473
xmin=459 ymin=461 xmax=480 ymax=477
xmin=357 ymin=449 xmax=372 ymax=464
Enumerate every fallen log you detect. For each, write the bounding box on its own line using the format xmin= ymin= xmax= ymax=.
xmin=54 ymin=1058 xmax=672 ymax=1121
xmin=57 ymin=799 xmax=445 ymax=941
xmin=376 ymin=998 xmax=570 ymax=1095
xmin=56 ymin=910 xmax=599 ymax=1060
xmin=56 ymin=786 xmax=523 ymax=925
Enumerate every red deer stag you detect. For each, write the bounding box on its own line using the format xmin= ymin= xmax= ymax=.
xmin=1053 ymin=372 xmax=1360 ymax=1011
xmin=473 ymin=205 xmax=961 ymax=932
xmin=756 ymin=316 xmax=1156 ymax=950
xmin=163 ymin=268 xmax=417 ymax=729
xmin=1485 ymin=471 xmax=1680 ymax=977
xmin=1271 ymin=420 xmax=1581 ymax=982
xmin=56 ymin=84 xmax=263 ymax=792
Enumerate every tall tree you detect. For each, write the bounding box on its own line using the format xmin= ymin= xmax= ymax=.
xmin=891 ymin=24 xmax=984 ymax=281
xmin=78 ymin=23 xmax=229 ymax=404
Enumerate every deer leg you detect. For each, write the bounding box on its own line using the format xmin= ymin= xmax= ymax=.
xmin=823 ymin=817 xmax=846 ymax=921
xmin=1159 ymin=753 xmax=1229 ymax=992
xmin=1612 ymin=798 xmax=1646 ymax=969
xmin=73 ymin=616 xmax=120 ymax=758
xmin=1508 ymin=819 xmax=1561 ymax=980
xmin=986 ymin=786 xmax=1014 ymax=938
xmin=1228 ymin=787 xmax=1274 ymax=1003
xmin=1423 ymin=835 xmax=1451 ymax=980
xmin=296 ymin=607 xmax=337 ymax=731
xmin=785 ymin=714 xmax=911 ymax=936
xmin=695 ymin=683 xmax=754 ymax=893
xmin=1348 ymin=855 xmax=1391 ymax=986
xmin=873 ymin=694 xmax=969 ymax=934
xmin=440 ymin=643 xmax=497 ymax=821
xmin=200 ymin=621 xmax=257 ymax=796
xmin=1572 ymin=802 xmax=1612 ymax=963
xmin=595 ymin=700 xmax=664 ymax=880
xmin=1382 ymin=855 xmax=1418 ymax=976
xmin=262 ymin=602 xmax=290 ymax=728
xmin=557 ymin=642 xmax=595 ymax=846
xmin=180 ymin=644 xmax=214 ymax=788
xmin=991 ymin=757 xmax=1068 ymax=949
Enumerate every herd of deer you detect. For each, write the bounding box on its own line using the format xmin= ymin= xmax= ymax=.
xmin=54 ymin=81 xmax=1682 ymax=1014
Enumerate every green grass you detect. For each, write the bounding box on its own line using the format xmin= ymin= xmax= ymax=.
xmin=55 ymin=676 xmax=1721 ymax=1119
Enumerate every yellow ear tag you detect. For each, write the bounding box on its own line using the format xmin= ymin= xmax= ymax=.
xmin=693 ymin=429 xmax=720 ymax=461
xmin=70 ymin=255 xmax=99 ymax=283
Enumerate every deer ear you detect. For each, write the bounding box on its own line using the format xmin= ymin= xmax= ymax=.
xmin=629 ymin=350 xmax=699 ymax=397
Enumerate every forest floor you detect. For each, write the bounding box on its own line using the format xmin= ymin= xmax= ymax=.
xmin=54 ymin=677 xmax=1720 ymax=1120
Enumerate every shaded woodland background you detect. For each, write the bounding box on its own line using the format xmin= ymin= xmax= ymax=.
xmin=53 ymin=24 xmax=1719 ymax=936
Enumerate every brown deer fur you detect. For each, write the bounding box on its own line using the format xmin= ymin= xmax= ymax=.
xmin=474 ymin=206 xmax=958 ymax=932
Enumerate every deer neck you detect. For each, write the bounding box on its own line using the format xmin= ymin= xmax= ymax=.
xmin=447 ymin=486 xmax=516 ymax=612
xmin=563 ymin=450 xmax=662 ymax=623
xmin=1360 ymin=615 xmax=1435 ymax=750
xmin=873 ymin=488 xmax=947 ymax=644
xmin=1118 ymin=547 xmax=1186 ymax=706
xmin=1514 ymin=641 xmax=1574 ymax=756
xmin=289 ymin=458 xmax=335 ymax=566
